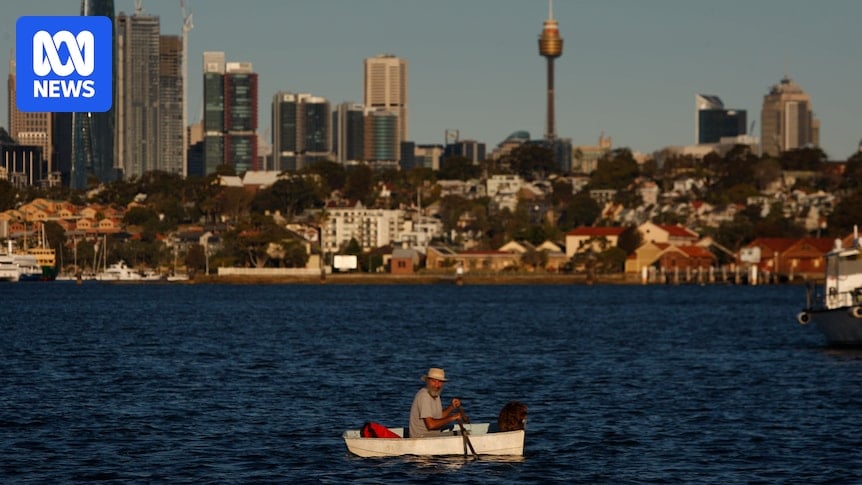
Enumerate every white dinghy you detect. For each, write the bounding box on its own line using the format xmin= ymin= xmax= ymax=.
xmin=342 ymin=423 xmax=525 ymax=457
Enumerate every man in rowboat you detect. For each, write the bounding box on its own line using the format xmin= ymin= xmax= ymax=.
xmin=408 ymin=367 xmax=463 ymax=438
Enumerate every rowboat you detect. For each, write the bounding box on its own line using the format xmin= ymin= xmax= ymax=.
xmin=342 ymin=423 xmax=525 ymax=457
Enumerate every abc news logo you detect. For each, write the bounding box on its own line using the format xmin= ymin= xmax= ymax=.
xmin=16 ymin=16 xmax=112 ymax=112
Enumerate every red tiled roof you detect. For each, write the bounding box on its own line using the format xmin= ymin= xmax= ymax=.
xmin=745 ymin=238 xmax=797 ymax=253
xmin=660 ymin=224 xmax=698 ymax=238
xmin=566 ymin=226 xmax=625 ymax=237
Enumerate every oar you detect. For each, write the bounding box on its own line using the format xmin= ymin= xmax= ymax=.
xmin=455 ymin=407 xmax=479 ymax=459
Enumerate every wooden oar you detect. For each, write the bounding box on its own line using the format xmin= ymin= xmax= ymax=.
xmin=455 ymin=407 xmax=479 ymax=459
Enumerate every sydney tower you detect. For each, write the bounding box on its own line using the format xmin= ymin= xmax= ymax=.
xmin=538 ymin=0 xmax=563 ymax=141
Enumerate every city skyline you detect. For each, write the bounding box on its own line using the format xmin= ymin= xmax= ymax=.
xmin=2 ymin=1 xmax=861 ymax=161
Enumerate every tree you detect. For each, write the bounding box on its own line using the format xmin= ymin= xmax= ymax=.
xmin=827 ymin=190 xmax=862 ymax=237
xmin=305 ymin=160 xmax=347 ymax=193
xmin=251 ymin=176 xmax=324 ymax=219
xmin=343 ymin=164 xmax=374 ymax=204
xmin=617 ymin=225 xmax=642 ymax=254
xmin=439 ymin=156 xmax=481 ymax=181
xmin=504 ymin=144 xmax=557 ymax=180
xmin=0 ymin=180 xmax=18 ymax=210
xmin=588 ymin=148 xmax=639 ymax=190
xmin=558 ymin=192 xmax=600 ymax=231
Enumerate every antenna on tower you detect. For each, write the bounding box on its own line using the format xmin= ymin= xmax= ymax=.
xmin=134 ymin=0 xmax=143 ymax=15
xmin=549 ymin=0 xmax=554 ymax=20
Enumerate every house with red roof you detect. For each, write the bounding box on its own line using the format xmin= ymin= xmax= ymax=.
xmin=565 ymin=226 xmax=625 ymax=258
xmin=780 ymin=237 xmax=835 ymax=278
xmin=637 ymin=222 xmax=700 ymax=246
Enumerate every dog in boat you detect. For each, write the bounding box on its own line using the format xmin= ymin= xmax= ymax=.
xmin=498 ymin=401 xmax=528 ymax=432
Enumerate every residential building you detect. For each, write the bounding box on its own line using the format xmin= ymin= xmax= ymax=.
xmin=761 ymin=76 xmax=819 ymax=157
xmin=565 ymin=226 xmax=625 ymax=258
xmin=322 ymin=204 xmax=406 ymax=253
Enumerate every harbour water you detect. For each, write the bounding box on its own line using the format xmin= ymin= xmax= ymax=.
xmin=1 ymin=283 xmax=860 ymax=483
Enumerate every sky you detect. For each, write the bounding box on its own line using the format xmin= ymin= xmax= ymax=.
xmin=2 ymin=0 xmax=861 ymax=160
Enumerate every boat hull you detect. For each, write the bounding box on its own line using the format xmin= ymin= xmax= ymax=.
xmin=809 ymin=307 xmax=862 ymax=345
xmin=343 ymin=423 xmax=524 ymax=457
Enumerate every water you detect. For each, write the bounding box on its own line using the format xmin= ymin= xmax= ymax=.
xmin=1 ymin=283 xmax=860 ymax=483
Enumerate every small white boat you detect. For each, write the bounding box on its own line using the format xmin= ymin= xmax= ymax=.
xmin=342 ymin=423 xmax=525 ymax=457
xmin=797 ymin=228 xmax=862 ymax=345
xmin=95 ymin=261 xmax=162 ymax=281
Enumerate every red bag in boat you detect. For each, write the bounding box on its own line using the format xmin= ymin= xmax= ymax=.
xmin=361 ymin=421 xmax=400 ymax=438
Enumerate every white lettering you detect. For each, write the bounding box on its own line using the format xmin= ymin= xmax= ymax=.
xmin=81 ymin=80 xmax=95 ymax=98
xmin=33 ymin=80 xmax=48 ymax=97
xmin=32 ymin=29 xmax=95 ymax=77
xmin=33 ymin=79 xmax=97 ymax=98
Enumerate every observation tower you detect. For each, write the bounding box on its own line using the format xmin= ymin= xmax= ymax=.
xmin=538 ymin=0 xmax=563 ymax=141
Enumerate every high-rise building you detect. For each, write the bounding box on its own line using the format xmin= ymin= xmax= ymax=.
xmin=158 ymin=35 xmax=184 ymax=176
xmin=761 ymin=76 xmax=819 ymax=157
xmin=116 ymin=11 xmax=184 ymax=179
xmin=363 ymin=108 xmax=398 ymax=168
xmin=73 ymin=0 xmax=117 ymax=189
xmin=202 ymin=52 xmax=258 ymax=174
xmin=364 ymin=54 xmax=407 ymax=151
xmin=333 ymin=102 xmax=364 ymax=164
xmin=7 ymin=59 xmax=54 ymax=185
xmin=695 ymin=94 xmax=746 ymax=144
xmin=272 ymin=92 xmax=332 ymax=171
xmin=116 ymin=12 xmax=160 ymax=179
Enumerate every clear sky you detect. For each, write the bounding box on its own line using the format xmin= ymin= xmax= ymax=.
xmin=2 ymin=0 xmax=861 ymax=160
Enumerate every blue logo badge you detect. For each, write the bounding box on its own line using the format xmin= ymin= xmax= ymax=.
xmin=16 ymin=16 xmax=113 ymax=112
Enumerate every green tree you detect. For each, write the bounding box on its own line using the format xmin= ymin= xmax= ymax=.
xmin=827 ymin=190 xmax=862 ymax=237
xmin=504 ymin=144 xmax=557 ymax=180
xmin=589 ymin=148 xmax=639 ymax=190
xmin=439 ymin=156 xmax=481 ymax=181
xmin=343 ymin=164 xmax=374 ymax=204
xmin=558 ymin=192 xmax=600 ymax=231
xmin=305 ymin=160 xmax=347 ymax=193
xmin=0 ymin=180 xmax=18 ymax=210
xmin=617 ymin=225 xmax=642 ymax=254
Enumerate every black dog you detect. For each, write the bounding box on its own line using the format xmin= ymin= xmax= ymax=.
xmin=498 ymin=401 xmax=528 ymax=431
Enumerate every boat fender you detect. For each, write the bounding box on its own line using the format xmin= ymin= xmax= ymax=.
xmin=850 ymin=306 xmax=862 ymax=319
xmin=797 ymin=311 xmax=810 ymax=325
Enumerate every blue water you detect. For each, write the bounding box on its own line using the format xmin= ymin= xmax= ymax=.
xmin=1 ymin=283 xmax=860 ymax=483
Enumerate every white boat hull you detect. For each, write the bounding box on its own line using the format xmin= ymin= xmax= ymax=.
xmin=343 ymin=423 xmax=524 ymax=457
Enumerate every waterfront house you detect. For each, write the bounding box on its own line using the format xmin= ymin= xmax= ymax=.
xmin=637 ymin=222 xmax=700 ymax=246
xmin=565 ymin=226 xmax=625 ymax=258
xmin=779 ymin=237 xmax=834 ymax=279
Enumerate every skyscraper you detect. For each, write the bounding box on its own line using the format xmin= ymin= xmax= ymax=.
xmin=158 ymin=35 xmax=184 ymax=175
xmin=333 ymin=102 xmax=364 ymax=164
xmin=695 ymin=94 xmax=746 ymax=144
xmin=363 ymin=108 xmax=398 ymax=166
xmin=116 ymin=11 xmax=160 ymax=179
xmin=202 ymin=52 xmax=258 ymax=174
xmin=761 ymin=76 xmax=819 ymax=157
xmin=363 ymin=54 xmax=407 ymax=151
xmin=7 ymin=59 xmax=54 ymax=183
xmin=73 ymin=0 xmax=117 ymax=189
xmin=272 ymin=92 xmax=332 ymax=171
